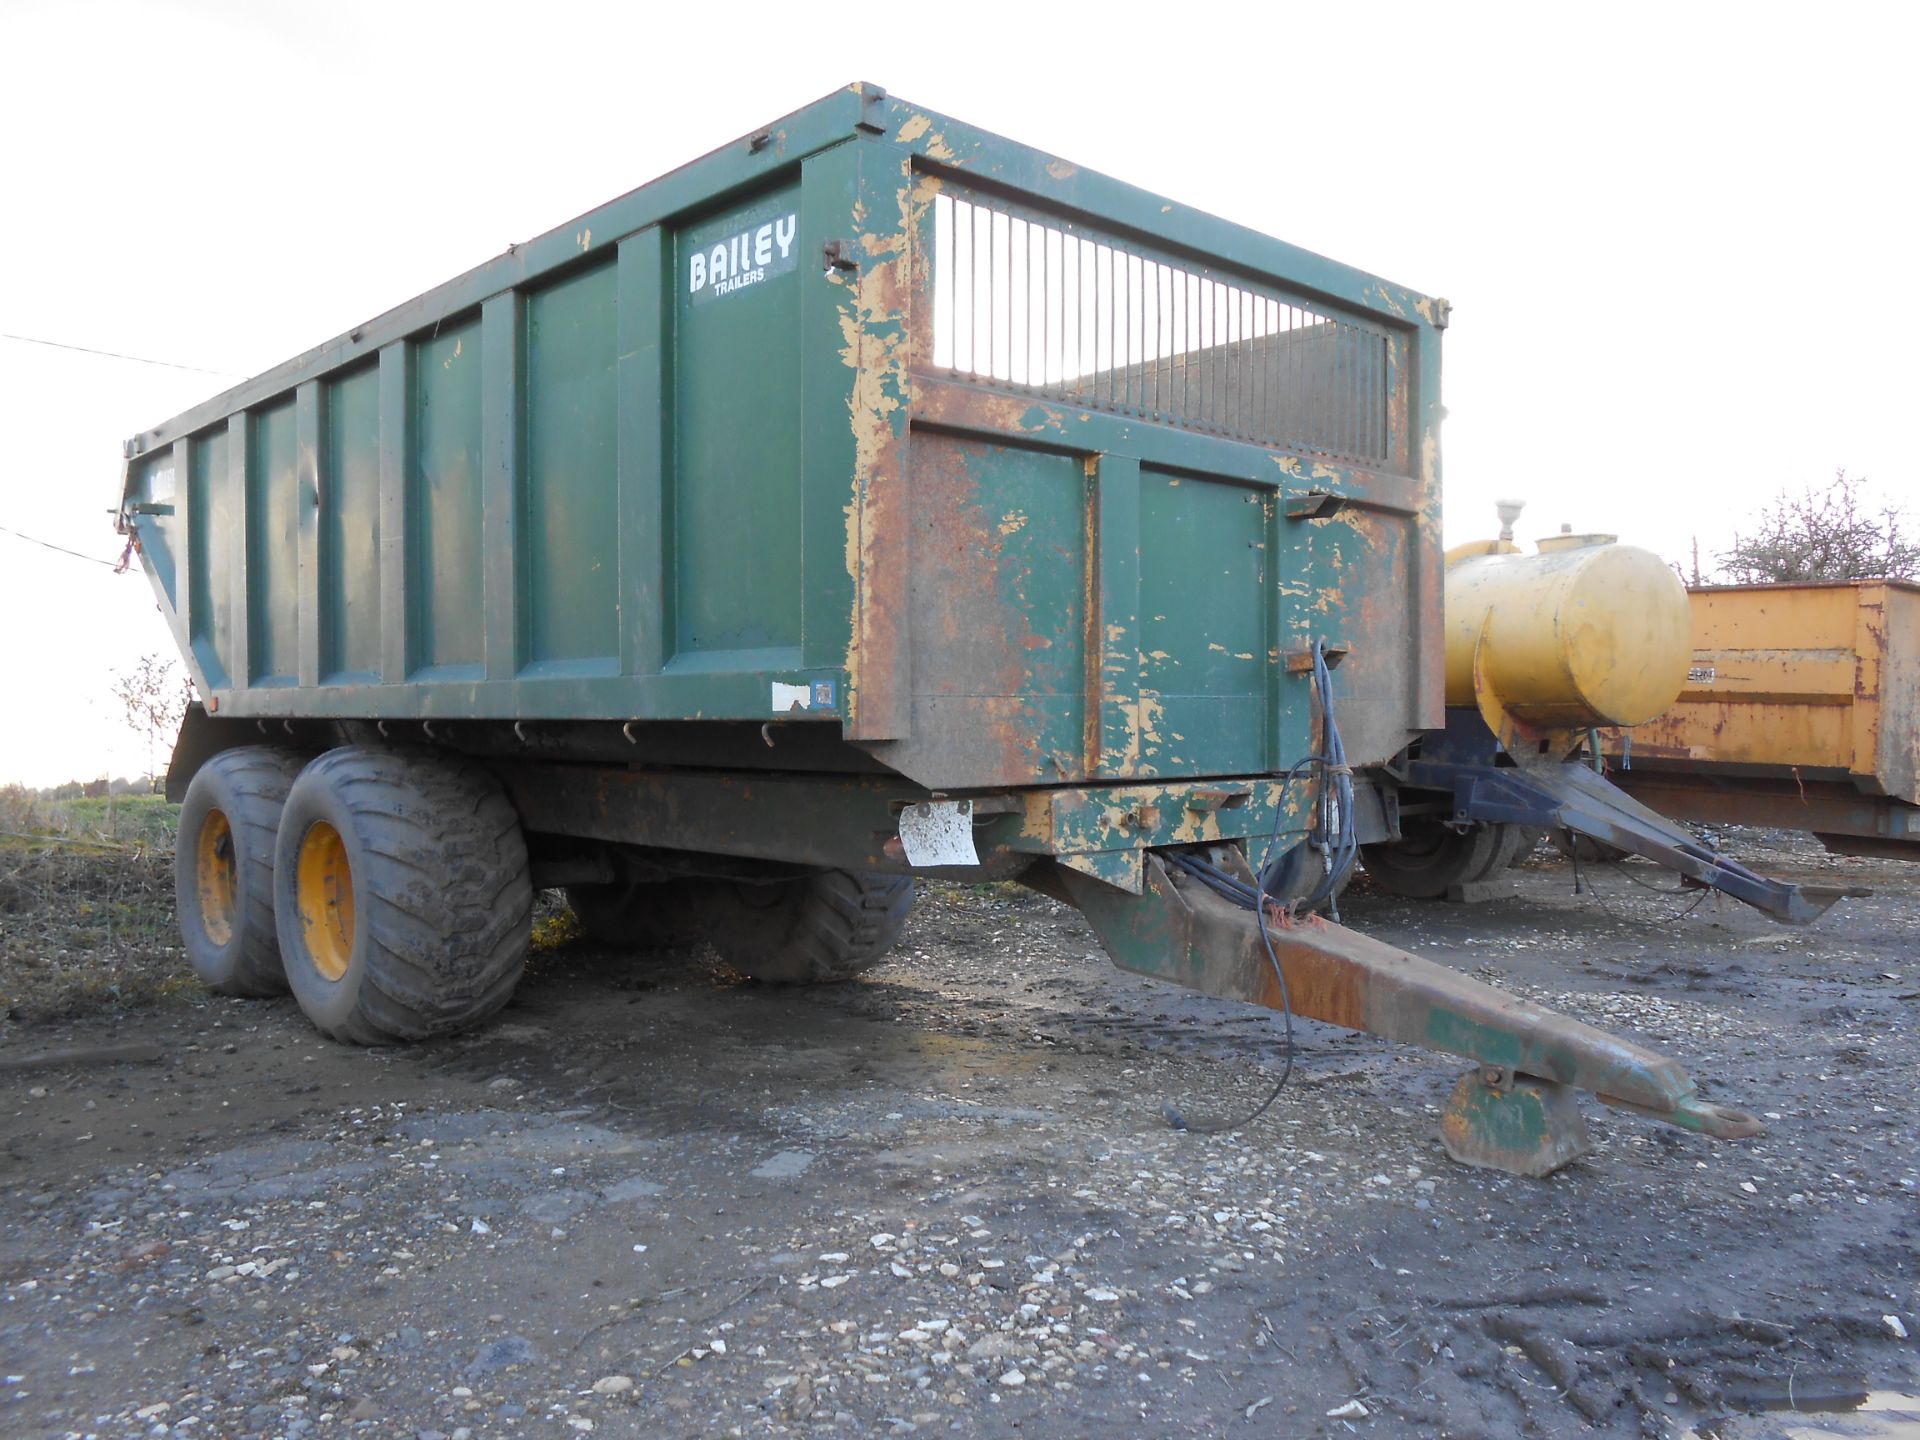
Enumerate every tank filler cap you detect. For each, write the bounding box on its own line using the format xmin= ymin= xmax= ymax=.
xmin=1494 ymin=498 xmax=1525 ymax=542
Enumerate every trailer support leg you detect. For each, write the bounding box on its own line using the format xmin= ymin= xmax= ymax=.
xmin=1440 ymin=1066 xmax=1591 ymax=1177
xmin=1041 ymin=851 xmax=1762 ymax=1176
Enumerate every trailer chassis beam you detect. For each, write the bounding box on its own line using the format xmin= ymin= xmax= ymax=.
xmin=1043 ymin=850 xmax=1763 ymax=1177
xmin=1407 ymin=709 xmax=1866 ymax=924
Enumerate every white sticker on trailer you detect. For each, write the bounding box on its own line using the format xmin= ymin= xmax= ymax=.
xmin=688 ymin=212 xmax=799 ymax=306
xmin=898 ymin=800 xmax=979 ymax=868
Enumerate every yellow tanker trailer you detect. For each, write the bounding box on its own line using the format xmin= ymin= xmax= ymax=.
xmin=1344 ymin=503 xmax=1864 ymax=923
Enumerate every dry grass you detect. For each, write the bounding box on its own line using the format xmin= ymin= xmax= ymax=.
xmin=0 ymin=793 xmax=196 ymax=1025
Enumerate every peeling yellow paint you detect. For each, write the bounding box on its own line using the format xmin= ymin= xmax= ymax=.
xmin=577 ymin=227 xmax=592 ymax=250
xmin=836 ymin=172 xmax=919 ymax=732
xmin=1046 ymin=158 xmax=1076 ymax=180
xmin=1137 ymin=691 xmax=1166 ymax=750
xmin=998 ymin=510 xmax=1028 ymax=538
xmin=897 ymin=113 xmax=933 ymax=143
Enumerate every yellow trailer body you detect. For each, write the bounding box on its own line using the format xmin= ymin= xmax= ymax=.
xmin=1605 ymin=581 xmax=1920 ymax=857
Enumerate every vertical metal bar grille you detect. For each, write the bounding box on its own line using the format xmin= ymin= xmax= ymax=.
xmin=924 ymin=190 xmax=1397 ymax=468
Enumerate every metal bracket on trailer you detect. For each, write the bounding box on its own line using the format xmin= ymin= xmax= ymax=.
xmin=1041 ymin=850 xmax=1763 ymax=1177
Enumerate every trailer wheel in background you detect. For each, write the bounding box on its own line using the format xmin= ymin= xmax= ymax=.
xmin=1360 ymin=820 xmax=1504 ymax=900
xmin=175 ymin=747 xmax=306 ymax=996
xmin=1472 ymin=823 xmax=1534 ymax=879
xmin=1505 ymin=826 xmax=1547 ymax=868
xmin=274 ymin=747 xmax=531 ymax=1044
xmin=697 ymin=870 xmax=914 ymax=983
xmin=566 ymin=879 xmax=707 ymax=951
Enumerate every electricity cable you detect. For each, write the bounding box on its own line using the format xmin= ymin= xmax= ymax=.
xmin=1162 ymin=639 xmax=1356 ymax=1135
xmin=0 ymin=522 xmax=126 ymax=570
xmin=0 ymin=330 xmax=240 ymax=377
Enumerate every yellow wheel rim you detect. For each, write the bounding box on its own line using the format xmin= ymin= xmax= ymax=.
xmin=195 ymin=810 xmax=238 ymax=947
xmin=296 ymin=821 xmax=356 ymax=982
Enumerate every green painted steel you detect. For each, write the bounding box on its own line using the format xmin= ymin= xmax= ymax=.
xmin=119 ymin=83 xmax=1448 ymax=794
xmin=1438 ymin=1072 xmax=1594 ymax=1177
xmin=322 ymin=365 xmax=381 ymax=683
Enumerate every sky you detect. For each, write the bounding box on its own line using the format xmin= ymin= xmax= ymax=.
xmin=0 ymin=0 xmax=1913 ymax=788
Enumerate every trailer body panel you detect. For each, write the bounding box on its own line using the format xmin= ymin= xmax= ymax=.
xmin=1599 ymin=580 xmax=1920 ymax=854
xmin=120 ymin=84 xmax=1445 ymax=794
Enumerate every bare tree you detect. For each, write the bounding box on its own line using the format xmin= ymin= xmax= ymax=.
xmin=111 ymin=654 xmax=192 ymax=794
xmin=1718 ymin=469 xmax=1919 ymax=584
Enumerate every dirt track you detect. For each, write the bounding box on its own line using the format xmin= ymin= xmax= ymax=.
xmin=2 ymin=835 xmax=1916 ymax=1438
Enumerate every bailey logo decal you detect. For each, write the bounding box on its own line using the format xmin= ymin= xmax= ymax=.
xmin=688 ymin=212 xmax=798 ymax=305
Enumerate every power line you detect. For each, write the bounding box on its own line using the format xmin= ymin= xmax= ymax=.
xmin=0 ymin=522 xmax=127 ymax=570
xmin=0 ymin=330 xmax=241 ymax=378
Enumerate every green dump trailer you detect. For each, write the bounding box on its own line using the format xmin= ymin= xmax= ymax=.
xmin=119 ymin=82 xmax=1759 ymax=1175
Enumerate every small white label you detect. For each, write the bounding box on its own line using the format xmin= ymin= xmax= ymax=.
xmin=1687 ymin=664 xmax=1717 ymax=685
xmin=771 ymin=681 xmax=812 ymax=712
xmin=898 ymin=800 xmax=978 ymax=868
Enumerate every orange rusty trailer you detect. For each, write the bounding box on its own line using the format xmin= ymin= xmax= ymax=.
xmin=1604 ymin=581 xmax=1920 ymax=859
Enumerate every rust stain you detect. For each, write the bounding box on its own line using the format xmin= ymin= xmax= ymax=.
xmin=837 ymin=163 xmax=916 ymax=740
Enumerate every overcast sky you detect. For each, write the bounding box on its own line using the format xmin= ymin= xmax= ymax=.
xmin=1 ymin=0 xmax=1912 ymax=788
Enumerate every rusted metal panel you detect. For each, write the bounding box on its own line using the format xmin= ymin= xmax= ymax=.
xmin=1606 ymin=583 xmax=1920 ymax=841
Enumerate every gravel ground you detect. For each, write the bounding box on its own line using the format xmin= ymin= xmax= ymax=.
xmin=1 ymin=833 xmax=1915 ymax=1438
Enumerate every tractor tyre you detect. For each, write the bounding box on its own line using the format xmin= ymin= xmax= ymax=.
xmin=1463 ymin=823 xmax=1533 ymax=882
xmin=273 ymin=746 xmax=531 ymax=1044
xmin=175 ymin=746 xmax=306 ymax=996
xmin=697 ymin=869 xmax=914 ymax=983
